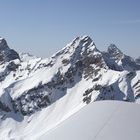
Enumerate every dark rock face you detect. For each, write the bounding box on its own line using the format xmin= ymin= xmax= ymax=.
xmin=7 ymin=61 xmax=20 ymax=71
xmin=4 ymin=49 xmax=20 ymax=62
xmin=0 ymin=38 xmax=8 ymax=50
xmin=133 ymin=79 xmax=140 ymax=100
xmin=108 ymin=44 xmax=123 ymax=60
xmin=121 ymin=55 xmax=140 ymax=71
xmin=13 ymin=89 xmax=51 ymax=115
xmin=0 ymin=38 xmax=20 ymax=63
xmin=0 ymin=101 xmax=11 ymax=112
xmin=0 ymin=61 xmax=20 ymax=82
xmin=135 ymin=57 xmax=140 ymax=64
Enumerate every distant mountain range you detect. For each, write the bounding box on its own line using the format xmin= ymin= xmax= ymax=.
xmin=0 ymin=36 xmax=140 ymax=139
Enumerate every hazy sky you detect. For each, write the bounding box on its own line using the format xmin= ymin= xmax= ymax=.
xmin=0 ymin=0 xmax=140 ymax=58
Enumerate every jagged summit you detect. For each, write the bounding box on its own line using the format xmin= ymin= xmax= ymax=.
xmin=52 ymin=35 xmax=96 ymax=59
xmin=108 ymin=44 xmax=123 ymax=56
xmin=0 ymin=37 xmax=20 ymax=63
xmin=136 ymin=56 xmax=140 ymax=64
xmin=69 ymin=35 xmax=95 ymax=47
xmin=0 ymin=38 xmax=9 ymax=50
xmin=49 ymin=35 xmax=100 ymax=71
xmin=102 ymin=44 xmax=140 ymax=71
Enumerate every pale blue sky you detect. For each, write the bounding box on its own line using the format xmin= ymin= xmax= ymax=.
xmin=0 ymin=0 xmax=140 ymax=58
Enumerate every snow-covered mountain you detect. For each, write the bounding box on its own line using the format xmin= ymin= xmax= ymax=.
xmin=0 ymin=36 xmax=140 ymax=139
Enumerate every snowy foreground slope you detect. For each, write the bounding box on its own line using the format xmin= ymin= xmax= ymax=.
xmin=0 ymin=36 xmax=140 ymax=139
xmin=39 ymin=101 xmax=140 ymax=140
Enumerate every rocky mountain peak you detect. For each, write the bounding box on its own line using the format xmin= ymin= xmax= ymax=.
xmin=50 ymin=35 xmax=98 ymax=68
xmin=0 ymin=37 xmax=20 ymax=63
xmin=108 ymin=44 xmax=123 ymax=58
xmin=70 ymin=35 xmax=95 ymax=47
xmin=105 ymin=44 xmax=140 ymax=71
xmin=61 ymin=35 xmax=96 ymax=54
xmin=70 ymin=35 xmax=94 ymax=49
xmin=0 ymin=38 xmax=9 ymax=51
xmin=135 ymin=56 xmax=140 ymax=64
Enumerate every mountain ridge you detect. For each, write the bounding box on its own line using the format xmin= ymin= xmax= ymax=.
xmin=0 ymin=35 xmax=140 ymax=139
xmin=0 ymin=35 xmax=140 ymax=112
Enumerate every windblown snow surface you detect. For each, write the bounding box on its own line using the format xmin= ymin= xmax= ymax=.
xmin=39 ymin=101 xmax=140 ymax=140
xmin=1 ymin=101 xmax=140 ymax=140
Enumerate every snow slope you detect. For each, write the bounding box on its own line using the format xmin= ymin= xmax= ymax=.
xmin=39 ymin=101 xmax=140 ymax=140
